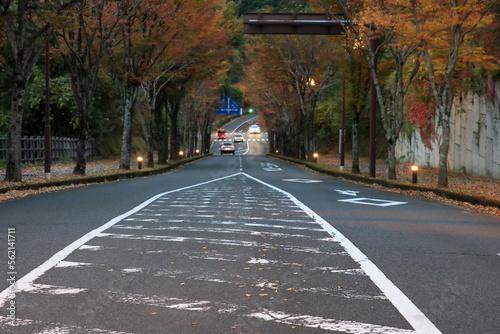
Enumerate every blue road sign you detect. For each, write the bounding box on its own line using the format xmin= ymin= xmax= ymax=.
xmin=216 ymin=97 xmax=241 ymax=114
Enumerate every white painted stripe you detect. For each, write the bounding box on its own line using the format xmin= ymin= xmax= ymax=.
xmin=247 ymin=311 xmax=414 ymax=334
xmin=111 ymin=225 xmax=315 ymax=238
xmin=241 ymin=172 xmax=441 ymax=334
xmin=24 ymin=284 xmax=87 ymax=295
xmin=79 ymin=245 xmax=104 ymax=251
xmin=0 ymin=173 xmax=241 ymax=308
xmin=55 ymin=261 xmax=96 ymax=268
xmin=0 ymin=316 xmax=133 ymax=334
xmin=112 ymin=292 xmax=239 ymax=313
xmin=97 ymin=232 xmax=339 ymax=254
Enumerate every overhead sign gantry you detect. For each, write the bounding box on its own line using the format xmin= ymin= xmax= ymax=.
xmin=243 ymin=13 xmax=346 ymax=35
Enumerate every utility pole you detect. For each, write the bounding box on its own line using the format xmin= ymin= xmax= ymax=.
xmin=44 ymin=39 xmax=51 ymax=181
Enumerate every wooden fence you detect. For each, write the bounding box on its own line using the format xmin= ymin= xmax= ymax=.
xmin=0 ymin=136 xmax=99 ymax=162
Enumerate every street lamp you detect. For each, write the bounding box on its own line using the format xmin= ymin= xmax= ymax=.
xmin=411 ymin=165 xmax=418 ymax=184
xmin=137 ymin=156 xmax=143 ymax=170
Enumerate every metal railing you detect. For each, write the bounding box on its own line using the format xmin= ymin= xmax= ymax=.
xmin=0 ymin=136 xmax=99 ymax=162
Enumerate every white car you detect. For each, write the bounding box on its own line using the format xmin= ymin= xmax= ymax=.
xmin=233 ymin=134 xmax=244 ymax=142
xmin=248 ymin=124 xmax=261 ymax=134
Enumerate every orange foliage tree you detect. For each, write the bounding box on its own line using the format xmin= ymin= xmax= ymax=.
xmin=105 ymin=0 xmax=228 ymax=169
xmin=53 ymin=0 xmax=137 ymax=175
xmin=316 ymin=0 xmax=422 ymax=179
xmin=407 ymin=0 xmax=498 ymax=187
xmin=245 ymin=35 xmax=339 ymax=160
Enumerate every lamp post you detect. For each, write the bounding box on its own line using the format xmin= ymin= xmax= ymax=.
xmin=411 ymin=165 xmax=418 ymax=184
xmin=137 ymin=156 xmax=143 ymax=170
xmin=340 ymin=75 xmax=345 ymax=171
xmin=44 ymin=39 xmax=51 ymax=181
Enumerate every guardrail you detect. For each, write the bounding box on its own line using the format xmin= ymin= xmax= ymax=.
xmin=0 ymin=136 xmax=99 ymax=162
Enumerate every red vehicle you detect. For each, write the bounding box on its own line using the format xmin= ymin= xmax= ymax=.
xmin=217 ymin=129 xmax=226 ymax=139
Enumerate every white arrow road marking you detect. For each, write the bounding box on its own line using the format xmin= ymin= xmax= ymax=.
xmin=339 ymin=197 xmax=407 ymax=207
xmin=335 ymin=189 xmax=360 ymax=196
xmin=283 ymin=178 xmax=323 ymax=183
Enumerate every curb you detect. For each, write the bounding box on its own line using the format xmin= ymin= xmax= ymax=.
xmin=0 ymin=154 xmax=211 ymax=195
xmin=268 ymin=154 xmax=500 ymax=210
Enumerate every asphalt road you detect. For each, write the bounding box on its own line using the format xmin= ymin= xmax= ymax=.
xmin=0 ymin=116 xmax=499 ymax=333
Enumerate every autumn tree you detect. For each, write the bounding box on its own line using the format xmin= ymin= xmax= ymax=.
xmin=106 ymin=0 xmax=227 ymax=169
xmin=316 ymin=0 xmax=422 ymax=180
xmin=248 ymin=35 xmax=338 ymax=160
xmin=244 ymin=43 xmax=297 ymax=155
xmin=408 ymin=0 xmax=497 ymax=187
xmin=138 ymin=0 xmax=230 ymax=167
xmin=334 ymin=36 xmax=370 ymax=173
xmin=1 ymin=0 xmax=74 ymax=181
xmin=53 ymin=0 xmax=137 ymax=175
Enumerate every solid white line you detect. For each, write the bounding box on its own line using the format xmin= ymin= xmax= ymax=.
xmin=0 ymin=173 xmax=240 ymax=308
xmin=241 ymin=172 xmax=442 ymax=334
xmin=229 ymin=116 xmax=257 ymax=134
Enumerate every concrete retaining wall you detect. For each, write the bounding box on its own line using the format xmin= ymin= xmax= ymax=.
xmin=396 ymin=78 xmax=500 ymax=178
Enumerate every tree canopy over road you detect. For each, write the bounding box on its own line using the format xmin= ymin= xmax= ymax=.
xmin=1 ymin=0 xmax=498 ymax=187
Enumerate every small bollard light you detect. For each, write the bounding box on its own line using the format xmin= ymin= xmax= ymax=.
xmin=179 ymin=150 xmax=184 ymax=158
xmin=312 ymin=152 xmax=319 ymax=162
xmin=195 ymin=149 xmax=200 ymax=155
xmin=137 ymin=156 xmax=143 ymax=170
xmin=411 ymin=165 xmax=418 ymax=184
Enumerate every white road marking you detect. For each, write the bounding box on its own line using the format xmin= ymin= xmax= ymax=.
xmin=339 ymin=197 xmax=407 ymax=207
xmin=335 ymin=189 xmax=360 ymax=196
xmin=0 ymin=173 xmax=240 ymax=308
xmin=0 ymin=316 xmax=134 ymax=334
xmin=247 ymin=311 xmax=414 ymax=334
xmin=242 ymin=172 xmax=441 ymax=333
xmin=283 ymin=178 xmax=323 ymax=183
xmin=0 ymin=172 xmax=441 ymax=333
xmin=24 ymin=284 xmax=87 ymax=295
xmin=97 ymin=233 xmax=342 ymax=255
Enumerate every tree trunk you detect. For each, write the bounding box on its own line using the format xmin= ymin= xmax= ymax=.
xmin=73 ymin=115 xmax=88 ymax=175
xmin=155 ymin=102 xmax=168 ymax=164
xmin=169 ymin=104 xmax=180 ymax=160
xmin=437 ymin=108 xmax=451 ymax=187
xmin=4 ymin=80 xmax=25 ymax=182
xmin=387 ymin=137 xmax=397 ymax=180
xmin=351 ymin=120 xmax=360 ymax=173
xmin=120 ymin=88 xmax=138 ymax=170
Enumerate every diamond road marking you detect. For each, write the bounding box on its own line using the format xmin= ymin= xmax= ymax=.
xmin=338 ymin=197 xmax=407 ymax=207
xmin=283 ymin=178 xmax=323 ymax=183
